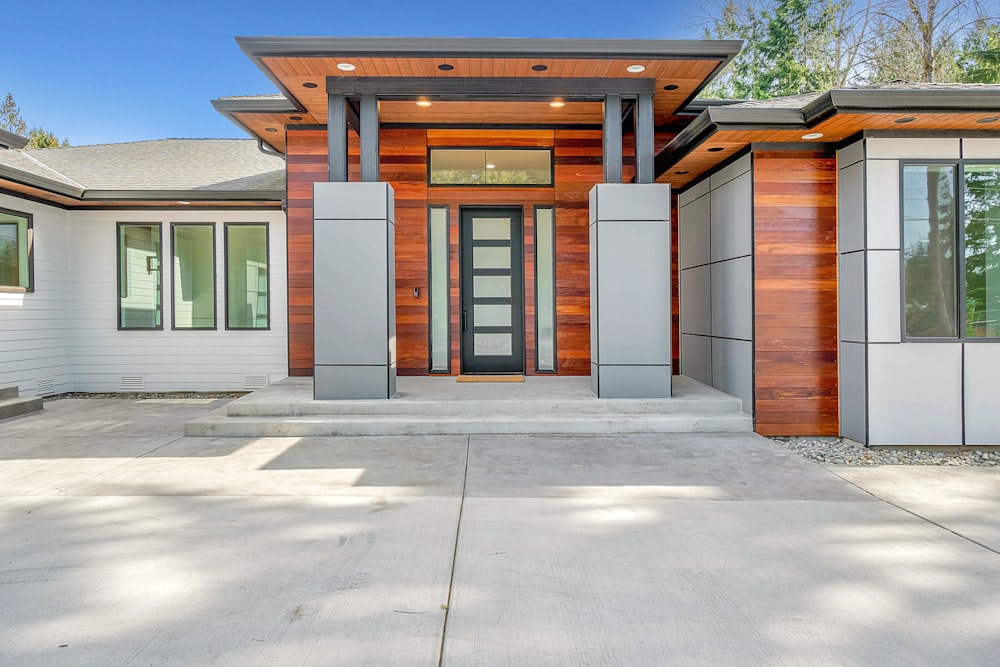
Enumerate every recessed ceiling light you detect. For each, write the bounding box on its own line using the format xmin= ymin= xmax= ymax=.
xmin=802 ymin=132 xmax=824 ymax=140
xmin=289 ymin=115 xmax=303 ymax=121
xmin=416 ymin=100 xmax=433 ymax=107
xmin=707 ymin=146 xmax=725 ymax=152
xmin=265 ymin=127 xmax=278 ymax=132
xmin=977 ymin=116 xmax=999 ymax=124
xmin=336 ymin=62 xmax=356 ymax=71
xmin=177 ymin=201 xmax=191 ymax=205
xmin=532 ymin=64 xmax=548 ymax=72
xmin=663 ymin=84 xmax=679 ymax=91
xmin=302 ymin=82 xmax=318 ymax=89
xmin=626 ymin=64 xmax=646 ymax=73
xmin=895 ymin=116 xmax=916 ymax=124
xmin=549 ymin=100 xmax=566 ymax=108
xmin=485 ymin=163 xmax=496 ymax=169
xmin=438 ymin=64 xmax=454 ymax=71
xmin=675 ymin=170 xmax=688 ymax=175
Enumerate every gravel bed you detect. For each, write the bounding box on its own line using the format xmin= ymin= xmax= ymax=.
xmin=772 ymin=436 xmax=1000 ymax=466
xmin=43 ymin=391 xmax=248 ymax=401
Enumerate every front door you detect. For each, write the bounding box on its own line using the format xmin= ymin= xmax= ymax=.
xmin=460 ymin=207 xmax=524 ymax=374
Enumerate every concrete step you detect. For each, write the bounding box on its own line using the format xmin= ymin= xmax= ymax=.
xmin=0 ymin=386 xmax=20 ymax=400
xmin=225 ymin=395 xmax=744 ymax=418
xmin=185 ymin=412 xmax=754 ymax=437
xmin=0 ymin=395 xmax=44 ymax=421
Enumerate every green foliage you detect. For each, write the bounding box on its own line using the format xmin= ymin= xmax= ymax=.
xmin=956 ymin=19 xmax=1000 ymax=83
xmin=0 ymin=92 xmax=69 ymax=147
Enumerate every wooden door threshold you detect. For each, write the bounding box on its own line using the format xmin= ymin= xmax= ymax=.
xmin=456 ymin=375 xmax=525 ymax=383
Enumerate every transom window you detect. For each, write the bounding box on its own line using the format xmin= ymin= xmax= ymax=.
xmin=902 ymin=162 xmax=1000 ymax=339
xmin=0 ymin=208 xmax=32 ymax=291
xmin=429 ymin=149 xmax=552 ymax=186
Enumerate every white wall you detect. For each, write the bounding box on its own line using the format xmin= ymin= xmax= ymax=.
xmin=840 ymin=136 xmax=1000 ymax=445
xmin=0 ymin=193 xmax=73 ymax=396
xmin=0 ymin=198 xmax=288 ymax=395
xmin=678 ymin=154 xmax=754 ymax=414
xmin=69 ymin=209 xmax=288 ymax=392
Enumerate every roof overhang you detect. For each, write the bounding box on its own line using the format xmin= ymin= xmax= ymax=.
xmin=0 ymin=128 xmax=29 ymax=150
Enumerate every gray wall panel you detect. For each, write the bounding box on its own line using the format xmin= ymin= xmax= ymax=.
xmin=680 ymin=265 xmax=711 ymax=336
xmin=868 ymin=343 xmax=963 ymax=446
xmin=314 ymin=220 xmax=389 ymax=365
xmin=710 ymin=171 xmax=752 ymax=263
xmin=709 ymin=153 xmax=751 ymax=190
xmin=963 ymin=138 xmax=1000 ymax=159
xmin=867 ymin=250 xmax=902 ymax=343
xmin=839 ymin=342 xmax=867 ymax=443
xmin=679 ymin=194 xmax=710 ymax=269
xmin=678 ymin=178 xmax=710 ymax=207
xmin=681 ymin=334 xmax=712 ymax=386
xmin=867 ymin=137 xmax=960 ymax=160
xmin=597 ymin=364 xmax=672 ymax=399
xmin=712 ymin=337 xmax=753 ymax=415
xmin=314 ymin=182 xmax=394 ymax=221
xmin=315 ymin=365 xmax=390 ymax=400
xmin=589 ymin=221 xmax=599 ymax=364
xmin=964 ymin=345 xmax=1000 ymax=445
xmin=711 ymin=257 xmax=753 ymax=342
xmin=839 ymin=252 xmax=865 ymax=343
xmin=591 ymin=183 xmax=671 ymax=222
xmin=838 ymin=161 xmax=865 ymax=254
xmin=838 ymin=140 xmax=864 ymax=168
xmin=865 ymin=160 xmax=901 ymax=250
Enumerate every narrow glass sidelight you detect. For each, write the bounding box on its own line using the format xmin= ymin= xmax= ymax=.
xmin=118 ymin=223 xmax=162 ymax=329
xmin=535 ymin=207 xmax=556 ymax=371
xmin=902 ymin=164 xmax=958 ymax=338
xmin=429 ymin=206 xmax=450 ymax=372
xmin=225 ymin=224 xmax=269 ymax=329
xmin=172 ymin=224 xmax=216 ymax=329
xmin=964 ymin=164 xmax=1000 ymax=338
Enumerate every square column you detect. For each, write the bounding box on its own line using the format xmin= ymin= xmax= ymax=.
xmin=589 ymin=183 xmax=672 ymax=398
xmin=313 ymin=182 xmax=396 ymax=399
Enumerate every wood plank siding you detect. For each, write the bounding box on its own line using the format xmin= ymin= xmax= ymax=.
xmin=285 ymin=126 xmax=681 ymax=378
xmin=752 ymin=150 xmax=839 ymax=435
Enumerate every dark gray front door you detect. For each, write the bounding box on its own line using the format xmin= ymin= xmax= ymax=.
xmin=460 ymin=207 xmax=524 ymax=374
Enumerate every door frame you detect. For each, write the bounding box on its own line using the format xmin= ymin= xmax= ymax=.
xmin=459 ymin=205 xmax=526 ymax=374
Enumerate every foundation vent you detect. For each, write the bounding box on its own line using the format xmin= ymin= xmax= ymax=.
xmin=35 ymin=378 xmax=55 ymax=396
xmin=119 ymin=375 xmax=145 ymax=391
xmin=244 ymin=375 xmax=269 ymax=390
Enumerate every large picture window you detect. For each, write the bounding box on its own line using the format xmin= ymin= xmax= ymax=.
xmin=0 ymin=208 xmax=32 ymax=291
xmin=429 ymin=149 xmax=552 ymax=186
xmin=902 ymin=162 xmax=1000 ymax=340
xmin=118 ymin=223 xmax=163 ymax=329
xmin=225 ymin=223 xmax=269 ymax=329
xmin=172 ymin=223 xmax=216 ymax=329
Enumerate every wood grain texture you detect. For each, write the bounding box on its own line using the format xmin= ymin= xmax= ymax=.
xmin=753 ymin=150 xmax=839 ymax=436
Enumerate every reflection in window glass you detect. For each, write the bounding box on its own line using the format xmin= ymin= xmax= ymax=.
xmin=430 ymin=149 xmax=552 ymax=185
xmin=535 ymin=207 xmax=556 ymax=371
xmin=172 ymin=224 xmax=216 ymax=329
xmin=118 ymin=224 xmax=162 ymax=329
xmin=0 ymin=210 xmax=31 ymax=289
xmin=965 ymin=165 xmax=1000 ymax=338
xmin=902 ymin=165 xmax=957 ymax=337
xmin=429 ymin=207 xmax=450 ymax=371
xmin=226 ymin=224 xmax=269 ymax=329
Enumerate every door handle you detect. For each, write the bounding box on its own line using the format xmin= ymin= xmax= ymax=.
xmin=462 ymin=309 xmax=468 ymax=332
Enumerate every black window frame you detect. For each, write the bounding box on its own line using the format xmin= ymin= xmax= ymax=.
xmin=170 ymin=222 xmax=218 ymax=331
xmin=0 ymin=207 xmax=33 ymax=293
xmin=427 ymin=147 xmax=555 ymax=188
xmin=224 ymin=222 xmax=271 ymax=331
xmin=116 ymin=222 xmax=164 ymax=331
xmin=900 ymin=159 xmax=1000 ymax=342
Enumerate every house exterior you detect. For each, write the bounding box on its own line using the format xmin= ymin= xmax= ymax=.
xmin=1 ymin=37 xmax=998 ymax=447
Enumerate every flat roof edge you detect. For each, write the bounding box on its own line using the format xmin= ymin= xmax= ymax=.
xmin=81 ymin=189 xmax=285 ymax=201
xmin=210 ymin=97 xmax=297 ymax=113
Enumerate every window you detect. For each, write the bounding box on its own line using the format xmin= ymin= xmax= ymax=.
xmin=429 ymin=206 xmax=450 ymax=372
xmin=225 ymin=224 xmax=269 ymax=329
xmin=172 ymin=224 xmax=216 ymax=329
xmin=0 ymin=208 xmax=32 ymax=291
xmin=902 ymin=162 xmax=1000 ymax=339
xmin=534 ymin=206 xmax=556 ymax=371
xmin=118 ymin=223 xmax=163 ymax=329
xmin=429 ymin=149 xmax=552 ymax=186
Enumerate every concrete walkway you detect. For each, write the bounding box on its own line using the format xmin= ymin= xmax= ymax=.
xmin=1 ymin=398 xmax=999 ymax=665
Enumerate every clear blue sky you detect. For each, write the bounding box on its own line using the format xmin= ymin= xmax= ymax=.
xmin=2 ymin=0 xmax=706 ymax=146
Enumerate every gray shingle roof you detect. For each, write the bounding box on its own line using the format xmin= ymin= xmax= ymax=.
xmin=0 ymin=149 xmax=85 ymax=194
xmin=24 ymin=138 xmax=284 ymax=193
xmin=713 ymin=83 xmax=1000 ymax=110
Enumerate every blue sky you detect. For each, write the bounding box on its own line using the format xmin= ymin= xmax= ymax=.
xmin=2 ymin=0 xmax=706 ymax=146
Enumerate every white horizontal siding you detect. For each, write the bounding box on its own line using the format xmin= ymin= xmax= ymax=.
xmin=68 ymin=209 xmax=288 ymax=392
xmin=0 ymin=193 xmax=74 ymax=396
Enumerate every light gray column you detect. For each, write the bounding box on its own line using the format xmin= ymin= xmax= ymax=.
xmin=313 ymin=182 xmax=396 ymax=399
xmin=589 ymin=183 xmax=672 ymax=398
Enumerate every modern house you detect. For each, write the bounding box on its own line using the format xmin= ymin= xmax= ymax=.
xmin=1 ymin=37 xmax=998 ymax=447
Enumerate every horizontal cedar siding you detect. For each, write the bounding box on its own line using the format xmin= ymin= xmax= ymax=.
xmin=753 ymin=150 xmax=839 ymax=436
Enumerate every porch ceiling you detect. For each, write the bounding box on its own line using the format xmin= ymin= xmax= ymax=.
xmin=221 ymin=37 xmax=742 ymax=153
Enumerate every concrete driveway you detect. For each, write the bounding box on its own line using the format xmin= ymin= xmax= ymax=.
xmin=1 ymin=398 xmax=999 ymax=666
